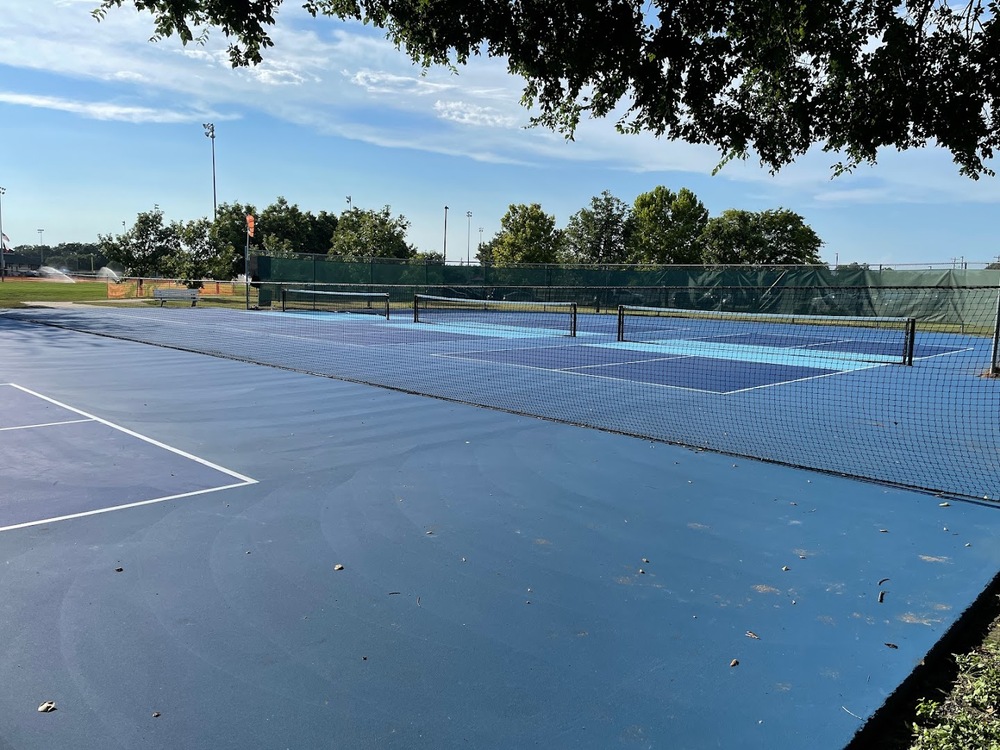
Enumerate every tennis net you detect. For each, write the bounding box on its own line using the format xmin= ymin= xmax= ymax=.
xmin=617 ymin=305 xmax=917 ymax=366
xmin=413 ymin=294 xmax=578 ymax=337
xmin=10 ymin=283 xmax=1000 ymax=501
xmin=281 ymin=289 xmax=390 ymax=319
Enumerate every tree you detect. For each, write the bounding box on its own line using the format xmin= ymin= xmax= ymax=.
xmin=97 ymin=1 xmax=1000 ymax=177
xmin=563 ymin=191 xmax=631 ymax=264
xmin=255 ymin=196 xmax=339 ymax=255
xmin=628 ymin=187 xmax=708 ymax=264
xmin=491 ymin=204 xmax=562 ymax=266
xmin=211 ymin=201 xmax=259 ymax=278
xmin=308 ymin=210 xmax=339 ymax=254
xmin=163 ymin=217 xmax=234 ymax=282
xmin=700 ymin=209 xmax=823 ymax=265
xmin=329 ymin=206 xmax=414 ymax=259
xmin=476 ymin=236 xmax=498 ymax=266
xmin=46 ymin=242 xmax=107 ymax=273
xmin=256 ymin=197 xmax=310 ymax=255
xmin=99 ymin=207 xmax=179 ymax=277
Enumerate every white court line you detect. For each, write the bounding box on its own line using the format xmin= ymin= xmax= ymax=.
xmin=912 ymin=346 xmax=976 ymax=361
xmin=1 ymin=384 xmax=257 ymax=532
xmin=0 ymin=418 xmax=94 ymax=432
xmin=432 ymin=345 xmax=864 ymax=394
xmin=721 ymin=364 xmax=884 ymax=395
xmin=0 ymin=483 xmax=252 ymax=533
xmin=9 ymin=384 xmax=256 ymax=484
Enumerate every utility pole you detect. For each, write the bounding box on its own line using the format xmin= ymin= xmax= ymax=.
xmin=466 ymin=211 xmax=472 ymax=265
xmin=37 ymin=228 xmax=44 ymax=265
xmin=443 ymin=206 xmax=449 ymax=264
xmin=203 ymin=123 xmax=217 ymax=220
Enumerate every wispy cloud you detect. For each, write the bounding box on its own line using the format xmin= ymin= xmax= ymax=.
xmin=0 ymin=0 xmax=995 ymax=213
xmin=348 ymin=69 xmax=455 ymax=96
xmin=433 ymin=100 xmax=519 ymax=128
xmin=0 ymin=91 xmax=199 ymax=123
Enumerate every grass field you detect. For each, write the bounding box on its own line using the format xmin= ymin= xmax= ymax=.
xmin=0 ymin=278 xmax=109 ymax=307
xmin=1 ymin=279 xmax=999 ymax=747
xmin=0 ymin=278 xmax=254 ymax=309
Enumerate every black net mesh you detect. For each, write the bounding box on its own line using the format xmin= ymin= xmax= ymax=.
xmin=8 ymin=272 xmax=1000 ymax=502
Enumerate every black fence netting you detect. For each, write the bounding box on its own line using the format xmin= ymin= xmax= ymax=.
xmin=8 ymin=275 xmax=1000 ymax=502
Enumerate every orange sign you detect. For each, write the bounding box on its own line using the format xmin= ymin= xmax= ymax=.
xmin=246 ymin=215 xmax=255 ymax=237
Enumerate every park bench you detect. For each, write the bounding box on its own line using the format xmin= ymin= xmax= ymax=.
xmin=153 ymin=288 xmax=200 ymax=307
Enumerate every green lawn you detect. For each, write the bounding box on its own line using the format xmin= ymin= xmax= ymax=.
xmin=0 ymin=279 xmax=109 ymax=307
xmin=0 ymin=279 xmax=255 ymax=309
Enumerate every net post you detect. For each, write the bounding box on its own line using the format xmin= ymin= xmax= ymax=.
xmin=617 ymin=305 xmax=625 ymax=342
xmin=905 ymin=318 xmax=916 ymax=366
xmin=570 ymin=302 xmax=577 ymax=337
xmin=413 ymin=294 xmax=420 ymax=323
xmin=281 ymin=287 xmax=287 ymax=312
xmin=383 ymin=294 xmax=390 ymax=320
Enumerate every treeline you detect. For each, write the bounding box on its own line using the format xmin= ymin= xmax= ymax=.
xmin=96 ymin=198 xmax=425 ymax=279
xmin=483 ymin=189 xmax=823 ymax=267
xmin=24 ymin=188 xmax=821 ymax=279
xmin=6 ymin=242 xmax=109 ymax=272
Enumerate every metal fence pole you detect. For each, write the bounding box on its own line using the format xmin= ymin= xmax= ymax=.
xmin=990 ymin=287 xmax=1000 ymax=375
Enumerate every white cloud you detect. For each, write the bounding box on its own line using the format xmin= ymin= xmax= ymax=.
xmin=0 ymin=0 xmax=995 ymax=217
xmin=110 ymin=71 xmax=146 ymax=83
xmin=0 ymin=91 xmax=197 ymax=123
xmin=433 ymin=100 xmax=519 ymax=128
xmin=348 ymin=69 xmax=455 ymax=96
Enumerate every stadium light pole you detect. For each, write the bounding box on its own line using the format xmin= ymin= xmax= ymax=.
xmin=203 ymin=123 xmax=217 ymax=220
xmin=478 ymin=226 xmax=483 ymax=264
xmin=443 ymin=206 xmax=449 ymax=264
xmin=466 ymin=211 xmax=472 ymax=265
xmin=346 ymin=195 xmax=352 ymax=211
xmin=0 ymin=187 xmax=5 ymax=282
xmin=37 ymin=229 xmax=44 ymax=265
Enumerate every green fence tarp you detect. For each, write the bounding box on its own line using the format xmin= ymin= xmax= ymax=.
xmin=256 ymin=256 xmax=1000 ymax=331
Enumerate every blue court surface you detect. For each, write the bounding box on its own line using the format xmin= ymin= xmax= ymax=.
xmin=1 ymin=308 xmax=999 ymax=749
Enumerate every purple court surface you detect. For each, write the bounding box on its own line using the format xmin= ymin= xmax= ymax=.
xmin=2 ymin=312 xmax=1000 ymax=749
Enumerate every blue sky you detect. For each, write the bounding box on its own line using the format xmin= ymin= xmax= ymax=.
xmin=2 ymin=0 xmax=999 ymax=267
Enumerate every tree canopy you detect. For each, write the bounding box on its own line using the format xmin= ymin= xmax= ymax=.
xmin=491 ymin=204 xmax=562 ymax=265
xmin=329 ymin=206 xmax=414 ymax=259
xmin=99 ymin=207 xmax=177 ymax=277
xmin=563 ymin=191 xmax=631 ymax=264
xmin=96 ymin=0 xmax=1000 ymax=177
xmin=701 ymin=209 xmax=823 ymax=265
xmin=628 ymin=187 xmax=708 ymax=264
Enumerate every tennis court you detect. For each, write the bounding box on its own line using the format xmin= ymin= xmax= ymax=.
xmin=1 ymin=297 xmax=1000 ymax=749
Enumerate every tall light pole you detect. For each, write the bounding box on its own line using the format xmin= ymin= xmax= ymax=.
xmin=466 ymin=211 xmax=472 ymax=265
xmin=478 ymin=226 xmax=483 ymax=264
xmin=443 ymin=205 xmax=449 ymax=264
xmin=0 ymin=187 xmax=6 ymax=282
xmin=346 ymin=195 xmax=352 ymax=211
xmin=203 ymin=123 xmax=217 ymax=220
xmin=37 ymin=228 xmax=44 ymax=265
